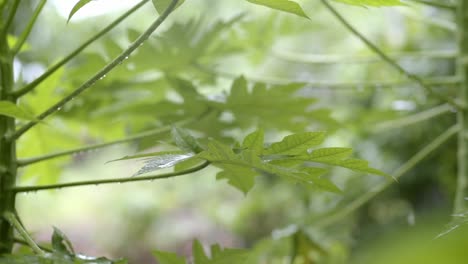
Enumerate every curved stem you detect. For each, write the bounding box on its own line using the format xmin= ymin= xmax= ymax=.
xmin=13 ymin=238 xmax=53 ymax=253
xmin=321 ymin=0 xmax=463 ymax=109
xmin=1 ymin=0 xmax=20 ymax=38
xmin=310 ymin=124 xmax=460 ymax=228
xmin=11 ymin=0 xmax=46 ymax=55
xmin=3 ymin=212 xmax=45 ymax=257
xmin=11 ymin=0 xmax=149 ymax=98
xmin=12 ymin=161 xmax=210 ymax=193
xmin=10 ymin=0 xmax=179 ymax=140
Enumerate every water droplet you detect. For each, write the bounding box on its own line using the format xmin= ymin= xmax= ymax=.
xmin=124 ymin=56 xmax=129 ymax=60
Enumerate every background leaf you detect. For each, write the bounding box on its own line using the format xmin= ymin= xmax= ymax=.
xmin=67 ymin=0 xmax=92 ymax=22
xmin=246 ymin=0 xmax=309 ymax=19
xmin=152 ymin=0 xmax=185 ymax=14
xmin=0 ymin=101 xmax=37 ymax=121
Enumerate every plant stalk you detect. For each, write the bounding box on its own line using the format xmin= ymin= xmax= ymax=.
xmin=0 ymin=24 xmax=17 ymax=254
xmin=454 ymin=0 xmax=468 ymax=214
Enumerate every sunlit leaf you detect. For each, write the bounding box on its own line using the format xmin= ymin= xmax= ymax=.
xmin=246 ymin=0 xmax=309 ymax=19
xmin=67 ymin=0 xmax=92 ymax=22
xmin=242 ymin=129 xmax=264 ymax=154
xmin=171 ymin=126 xmax=204 ymax=153
xmin=264 ymin=132 xmax=325 ymax=155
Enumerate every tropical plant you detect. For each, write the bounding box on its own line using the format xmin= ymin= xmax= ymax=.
xmin=0 ymin=0 xmax=467 ymax=263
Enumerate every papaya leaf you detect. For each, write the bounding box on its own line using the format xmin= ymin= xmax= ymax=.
xmin=171 ymin=127 xmax=204 ymax=153
xmin=246 ymin=0 xmax=309 ymax=19
xmin=242 ymin=129 xmax=264 ymax=155
xmin=313 ymin=158 xmax=389 ymax=178
xmin=216 ymin=164 xmax=257 ymax=195
xmin=52 ymin=227 xmax=75 ymax=256
xmin=0 ymin=101 xmax=38 ymax=121
xmin=151 ymin=0 xmax=185 ymax=14
xmin=153 ymin=250 xmax=185 ymax=264
xmin=264 ymin=132 xmax=325 ymax=155
xmin=306 ymin=147 xmax=353 ymax=161
xmin=67 ymin=0 xmax=92 ymax=22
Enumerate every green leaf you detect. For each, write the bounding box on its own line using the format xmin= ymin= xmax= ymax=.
xmin=173 ymin=156 xmax=206 ymax=172
xmin=193 ymin=240 xmax=210 ymax=264
xmin=172 ymin=127 xmax=204 ymax=153
xmin=264 ymin=132 xmax=325 ymax=155
xmin=0 ymin=101 xmax=37 ymax=121
xmin=246 ymin=0 xmax=309 ymax=19
xmin=153 ymin=250 xmax=186 ymax=264
xmin=151 ymin=0 xmax=185 ymax=14
xmin=306 ymin=147 xmax=353 ymax=161
xmin=242 ymin=129 xmax=264 ymax=155
xmin=316 ymin=158 xmax=389 ymax=177
xmin=216 ymin=165 xmax=257 ymax=195
xmin=51 ymin=227 xmax=75 ymax=256
xmin=332 ymin=0 xmax=403 ymax=6
xmin=67 ymin=0 xmax=92 ymax=22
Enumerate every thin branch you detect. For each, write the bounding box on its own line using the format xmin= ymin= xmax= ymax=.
xmin=372 ymin=104 xmax=453 ymax=132
xmin=16 ymin=113 xmax=201 ymax=167
xmin=12 ymin=161 xmax=210 ymax=193
xmin=309 ymin=124 xmax=460 ymax=228
xmin=1 ymin=0 xmax=21 ymax=38
xmin=13 ymin=238 xmax=53 ymax=253
xmin=197 ymin=64 xmax=461 ymax=88
xmin=321 ymin=0 xmax=463 ymax=109
xmin=405 ymin=0 xmax=456 ymax=11
xmin=3 ymin=212 xmax=46 ymax=256
xmin=11 ymin=0 xmax=149 ymax=98
xmin=11 ymin=0 xmax=47 ymax=55
xmin=273 ymin=49 xmax=457 ymax=64
xmin=10 ymin=0 xmax=179 ymax=140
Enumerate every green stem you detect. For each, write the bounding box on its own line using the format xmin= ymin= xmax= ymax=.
xmin=11 ymin=0 xmax=148 ymax=98
xmin=0 ymin=23 xmax=17 ymax=254
xmin=454 ymin=0 xmax=468 ymax=214
xmin=0 ymin=0 xmax=20 ymax=38
xmin=16 ymin=115 xmax=198 ymax=167
xmin=2 ymin=212 xmax=46 ymax=256
xmin=372 ymin=104 xmax=453 ymax=132
xmin=406 ymin=0 xmax=456 ymax=10
xmin=10 ymin=0 xmax=179 ymax=140
xmin=273 ymin=49 xmax=457 ymax=64
xmin=13 ymin=238 xmax=53 ymax=253
xmin=11 ymin=0 xmax=46 ymax=55
xmin=309 ymin=124 xmax=460 ymax=228
xmin=12 ymin=161 xmax=210 ymax=193
xmin=321 ymin=0 xmax=463 ymax=109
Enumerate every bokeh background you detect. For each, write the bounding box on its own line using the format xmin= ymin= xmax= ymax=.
xmin=8 ymin=0 xmax=467 ymax=263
